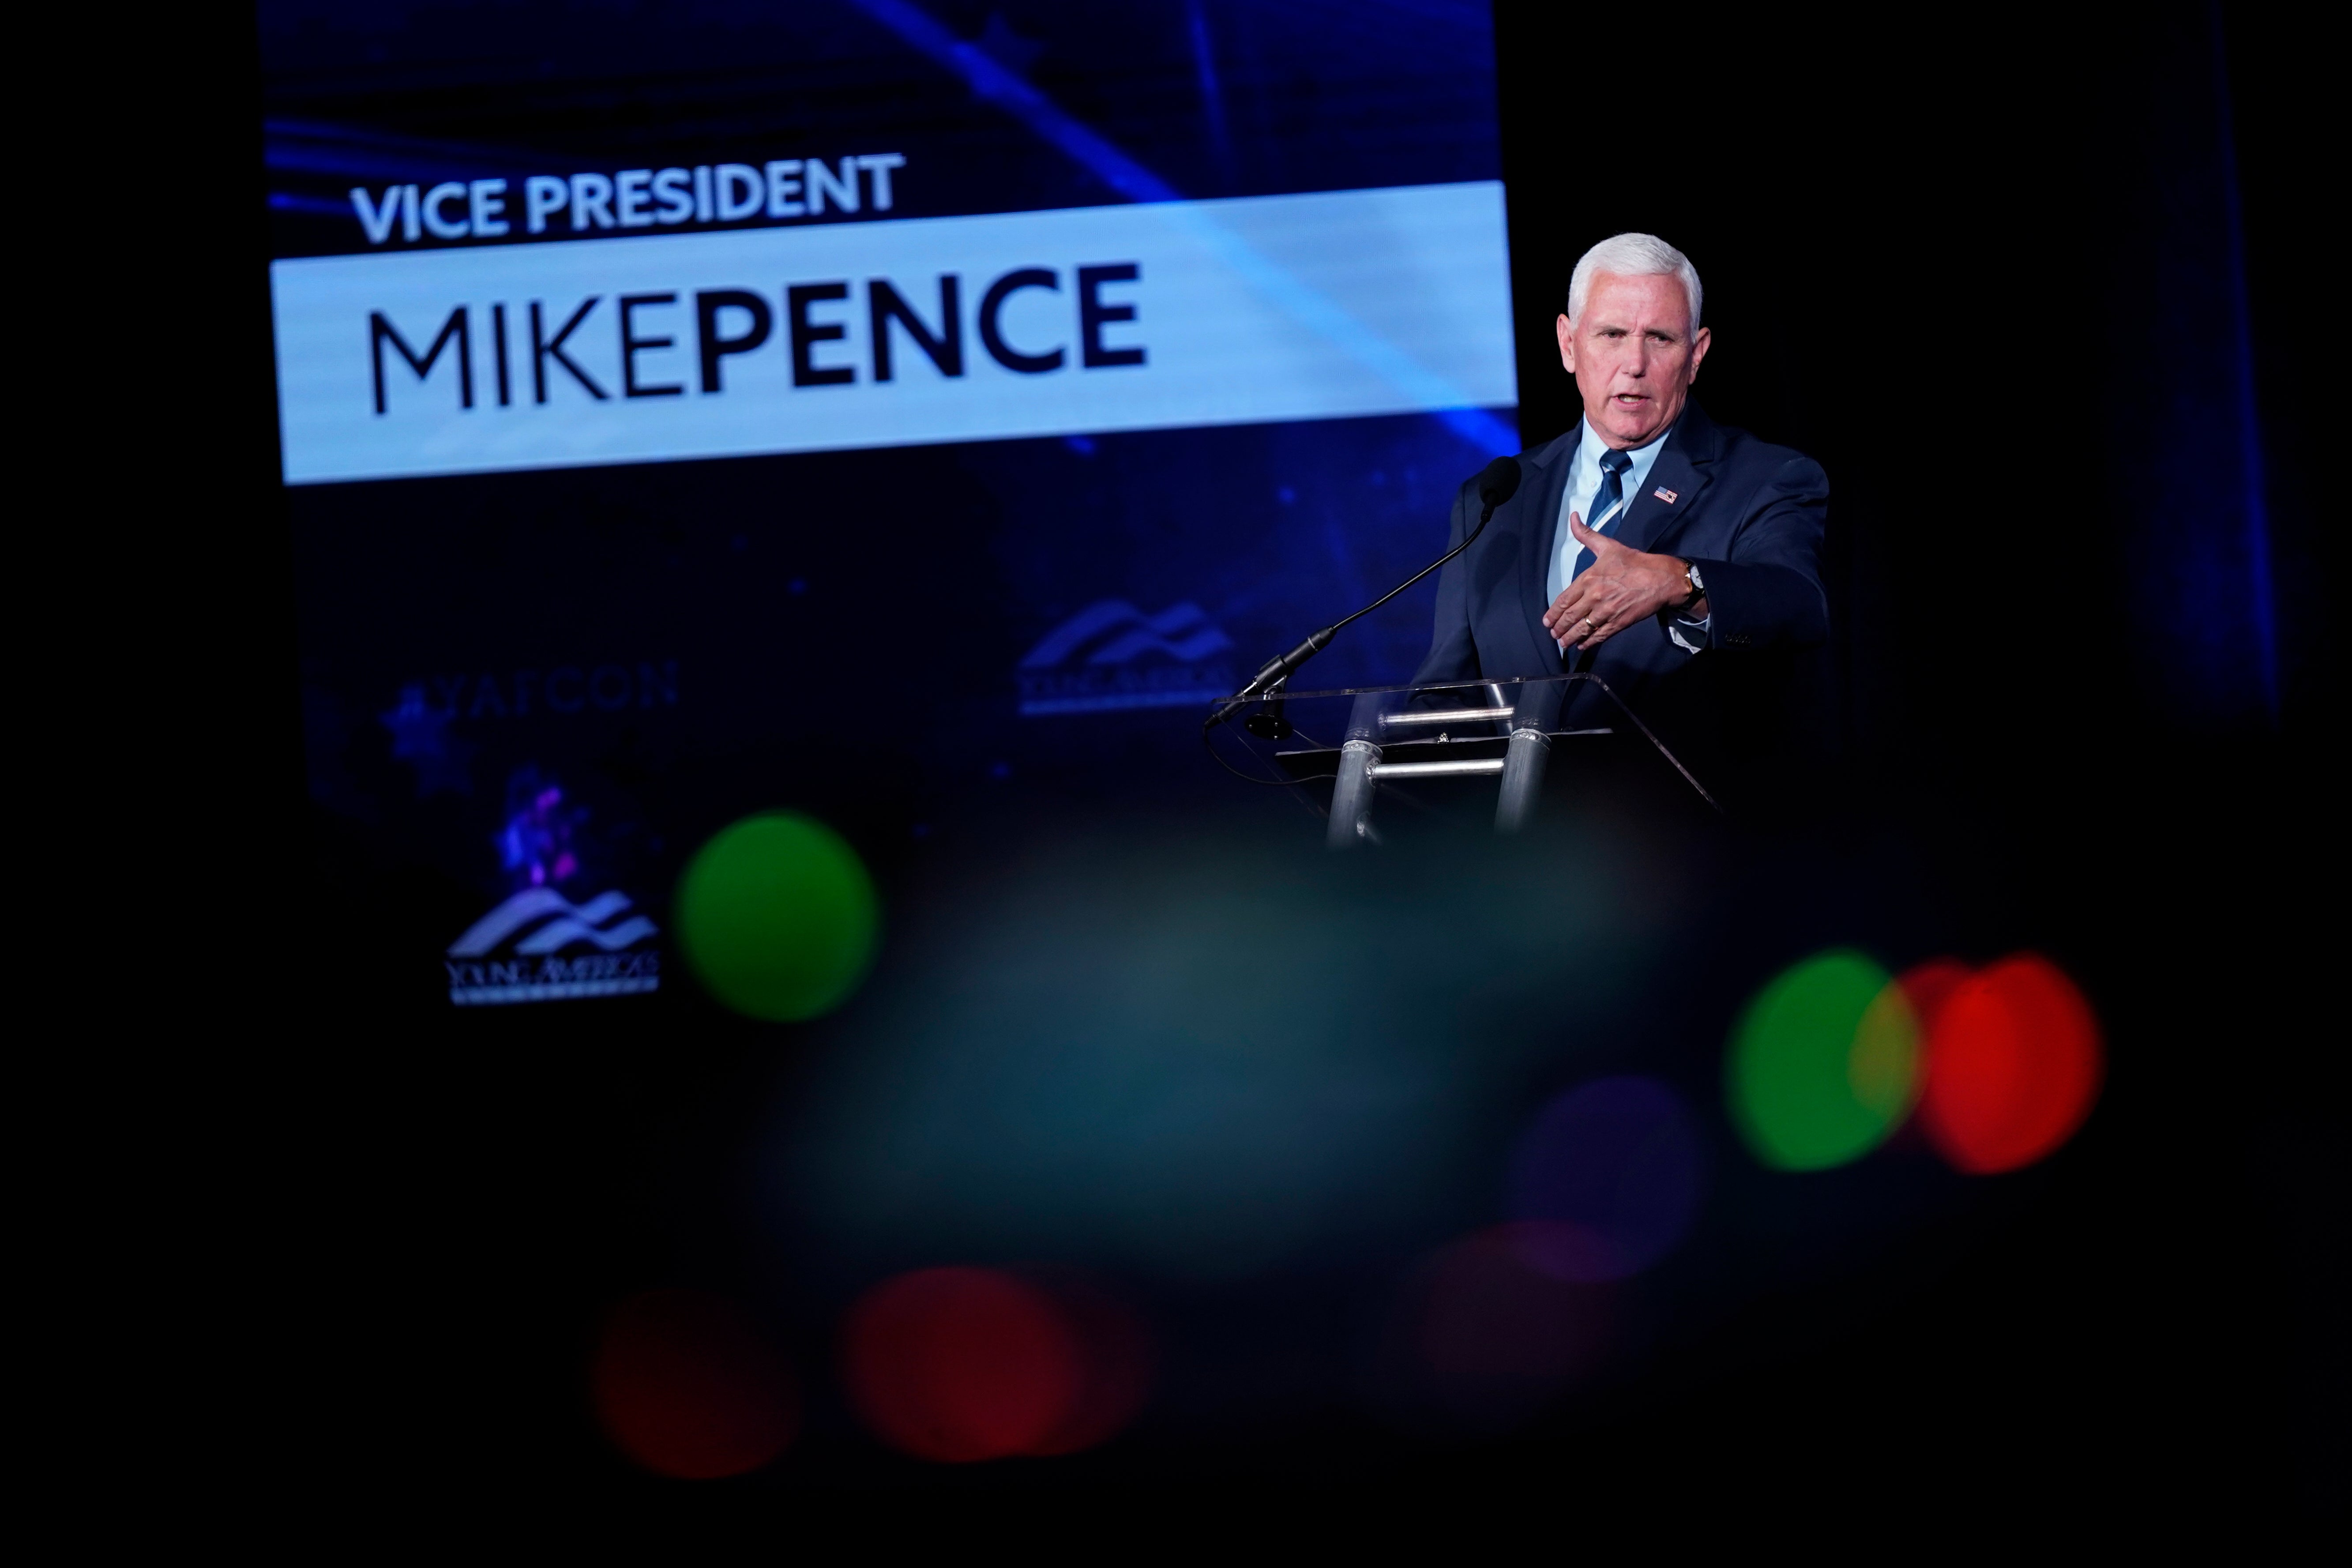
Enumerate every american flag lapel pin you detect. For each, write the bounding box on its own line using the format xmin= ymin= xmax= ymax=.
xmin=1653 ymin=487 xmax=1678 ymax=504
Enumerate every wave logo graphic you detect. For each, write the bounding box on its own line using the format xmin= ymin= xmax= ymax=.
xmin=1016 ymin=600 xmax=1236 ymax=716
xmin=445 ymin=887 xmax=661 ymax=1005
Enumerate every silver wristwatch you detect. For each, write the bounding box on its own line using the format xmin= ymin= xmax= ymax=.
xmin=1680 ymin=560 xmax=1706 ymax=613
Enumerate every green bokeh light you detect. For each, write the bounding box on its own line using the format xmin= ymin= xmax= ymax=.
xmin=675 ymin=812 xmax=879 ymax=1022
xmin=1728 ymin=949 xmax=1919 ymax=1170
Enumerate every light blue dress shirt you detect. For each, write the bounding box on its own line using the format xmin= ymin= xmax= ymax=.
xmin=1547 ymin=416 xmax=1710 ymax=651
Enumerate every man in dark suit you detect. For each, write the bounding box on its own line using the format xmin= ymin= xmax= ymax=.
xmin=1416 ymin=233 xmax=1829 ymax=778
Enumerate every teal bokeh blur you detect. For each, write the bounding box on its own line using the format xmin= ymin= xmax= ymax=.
xmin=779 ymin=816 xmax=1676 ymax=1283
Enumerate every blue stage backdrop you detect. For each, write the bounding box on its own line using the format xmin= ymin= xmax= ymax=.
xmin=269 ymin=1 xmax=1518 ymax=1006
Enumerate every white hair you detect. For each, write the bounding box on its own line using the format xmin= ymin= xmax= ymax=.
xmin=1566 ymin=233 xmax=1704 ymax=332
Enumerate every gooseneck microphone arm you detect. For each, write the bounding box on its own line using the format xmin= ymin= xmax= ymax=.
xmin=1205 ymin=455 xmax=1523 ymax=733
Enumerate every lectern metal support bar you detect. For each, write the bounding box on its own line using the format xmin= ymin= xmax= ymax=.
xmin=1328 ymin=739 xmax=1380 ymax=848
xmin=1494 ymin=728 xmax=1550 ymax=834
xmin=1223 ymin=672 xmax=1719 ymax=842
xmin=1371 ymin=758 xmax=1506 ymax=778
xmin=1379 ymin=707 xmax=1511 ymax=729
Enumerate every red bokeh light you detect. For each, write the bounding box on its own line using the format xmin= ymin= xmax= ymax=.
xmin=842 ymin=1267 xmax=1085 ymax=1463
xmin=1423 ymin=1227 xmax=1611 ymax=1389
xmin=1021 ymin=1274 xmax=1157 ymax=1457
xmin=1362 ymin=1225 xmax=1613 ymax=1433
xmin=1916 ymin=953 xmax=2103 ymax=1174
xmin=1896 ymin=957 xmax=1973 ymax=1034
xmin=591 ymin=1289 xmax=797 ymax=1480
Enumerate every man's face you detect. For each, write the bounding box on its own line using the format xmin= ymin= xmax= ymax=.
xmin=1555 ymin=270 xmax=1712 ymax=449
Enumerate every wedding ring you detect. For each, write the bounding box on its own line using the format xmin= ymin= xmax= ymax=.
xmin=1582 ymin=616 xmax=1598 ymax=632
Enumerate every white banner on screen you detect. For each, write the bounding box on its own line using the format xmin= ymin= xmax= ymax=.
xmin=271 ymin=181 xmax=1514 ymax=485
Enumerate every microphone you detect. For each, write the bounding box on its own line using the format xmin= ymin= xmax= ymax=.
xmin=1206 ymin=455 xmax=1522 ymax=733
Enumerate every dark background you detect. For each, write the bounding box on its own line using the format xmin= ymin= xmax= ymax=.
xmin=1479 ymin=0 xmax=2338 ymax=1523
xmin=91 ymin=0 xmax=2338 ymax=1525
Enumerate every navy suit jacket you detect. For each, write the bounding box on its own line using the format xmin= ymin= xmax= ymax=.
xmin=1413 ymin=401 xmax=1830 ymax=754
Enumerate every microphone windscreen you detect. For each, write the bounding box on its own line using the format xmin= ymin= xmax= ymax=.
xmin=1477 ymin=455 xmax=1522 ymax=508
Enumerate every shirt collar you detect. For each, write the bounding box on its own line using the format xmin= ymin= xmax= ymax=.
xmin=1577 ymin=414 xmax=1673 ymax=475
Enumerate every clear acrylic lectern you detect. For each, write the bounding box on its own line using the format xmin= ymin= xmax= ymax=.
xmin=1208 ymin=672 xmax=1716 ymax=847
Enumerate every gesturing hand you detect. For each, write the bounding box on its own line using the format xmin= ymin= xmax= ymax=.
xmin=1542 ymin=512 xmax=1699 ymax=653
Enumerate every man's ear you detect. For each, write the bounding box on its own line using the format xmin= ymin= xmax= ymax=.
xmin=1687 ymin=325 xmax=1712 ymax=382
xmin=1556 ymin=313 xmax=1576 ymax=376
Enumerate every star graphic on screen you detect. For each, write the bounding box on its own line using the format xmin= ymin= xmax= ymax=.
xmin=380 ymin=683 xmax=475 ymax=797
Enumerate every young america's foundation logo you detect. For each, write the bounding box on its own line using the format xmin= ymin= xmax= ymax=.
xmin=444 ymin=887 xmax=661 ymax=1005
xmin=1016 ymin=600 xmax=1235 ymax=715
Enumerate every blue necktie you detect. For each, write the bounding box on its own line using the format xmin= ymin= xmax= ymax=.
xmin=1572 ymin=447 xmax=1634 ymax=580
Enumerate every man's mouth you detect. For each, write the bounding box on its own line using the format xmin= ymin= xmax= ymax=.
xmin=1612 ymin=392 xmax=1649 ymax=407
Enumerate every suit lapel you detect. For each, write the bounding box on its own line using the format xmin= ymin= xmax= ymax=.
xmin=1515 ymin=428 xmax=1578 ymax=669
xmin=1617 ymin=402 xmax=1721 ymax=557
